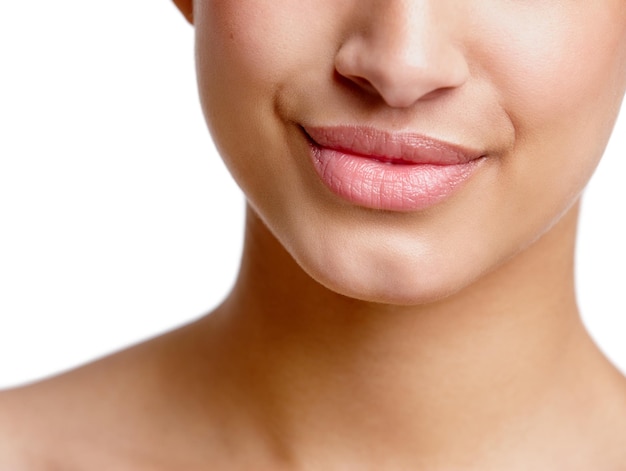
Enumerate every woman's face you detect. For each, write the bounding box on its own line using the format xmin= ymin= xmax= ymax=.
xmin=193 ymin=0 xmax=626 ymax=304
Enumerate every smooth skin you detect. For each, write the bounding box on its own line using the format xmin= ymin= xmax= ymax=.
xmin=2 ymin=1 xmax=626 ymax=469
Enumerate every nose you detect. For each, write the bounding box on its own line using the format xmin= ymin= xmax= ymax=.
xmin=334 ymin=1 xmax=469 ymax=108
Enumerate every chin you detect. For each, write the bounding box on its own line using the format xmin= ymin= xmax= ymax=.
xmin=316 ymin=265 xmax=470 ymax=306
xmin=291 ymin=240 xmax=478 ymax=307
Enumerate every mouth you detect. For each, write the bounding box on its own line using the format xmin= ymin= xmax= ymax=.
xmin=302 ymin=125 xmax=486 ymax=212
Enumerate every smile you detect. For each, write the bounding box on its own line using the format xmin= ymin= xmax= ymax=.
xmin=303 ymin=125 xmax=486 ymax=212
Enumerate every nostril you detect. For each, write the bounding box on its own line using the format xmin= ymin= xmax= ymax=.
xmin=334 ymin=70 xmax=380 ymax=98
xmin=349 ymin=75 xmax=380 ymax=96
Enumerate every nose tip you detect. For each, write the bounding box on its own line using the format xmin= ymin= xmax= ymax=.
xmin=334 ymin=7 xmax=469 ymax=108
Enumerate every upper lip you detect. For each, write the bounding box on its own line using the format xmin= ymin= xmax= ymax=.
xmin=303 ymin=125 xmax=484 ymax=165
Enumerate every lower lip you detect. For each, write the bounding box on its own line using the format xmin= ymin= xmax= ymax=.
xmin=309 ymin=146 xmax=483 ymax=212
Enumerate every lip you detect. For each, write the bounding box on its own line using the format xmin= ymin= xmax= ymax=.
xmin=303 ymin=125 xmax=486 ymax=212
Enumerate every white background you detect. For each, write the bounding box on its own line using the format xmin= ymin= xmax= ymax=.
xmin=0 ymin=1 xmax=624 ymax=389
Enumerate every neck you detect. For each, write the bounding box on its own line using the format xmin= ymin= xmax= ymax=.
xmin=205 ymin=202 xmax=605 ymax=468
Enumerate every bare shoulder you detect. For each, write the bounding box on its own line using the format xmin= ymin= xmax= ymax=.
xmin=601 ymin=367 xmax=626 ymax=466
xmin=0 ymin=338 xmax=164 ymax=469
xmin=0 ymin=319 xmax=230 ymax=470
xmin=0 ymin=354 xmax=164 ymax=469
xmin=0 ymin=386 xmax=53 ymax=470
xmin=574 ymin=360 xmax=626 ymax=469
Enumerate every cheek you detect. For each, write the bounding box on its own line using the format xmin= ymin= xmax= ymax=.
xmin=194 ymin=1 xmax=314 ymax=163
xmin=195 ymin=1 xmax=337 ymax=86
xmin=479 ymin=6 xmax=626 ymax=212
xmin=194 ymin=2 xmax=291 ymax=198
xmin=485 ymin=6 xmax=626 ymax=141
xmin=193 ymin=0 xmax=344 ymax=213
xmin=195 ymin=2 xmax=278 ymax=106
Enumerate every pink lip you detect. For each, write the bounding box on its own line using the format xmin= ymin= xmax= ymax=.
xmin=303 ymin=125 xmax=485 ymax=212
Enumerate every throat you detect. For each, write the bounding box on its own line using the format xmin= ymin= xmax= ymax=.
xmin=197 ymin=203 xmax=595 ymax=468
